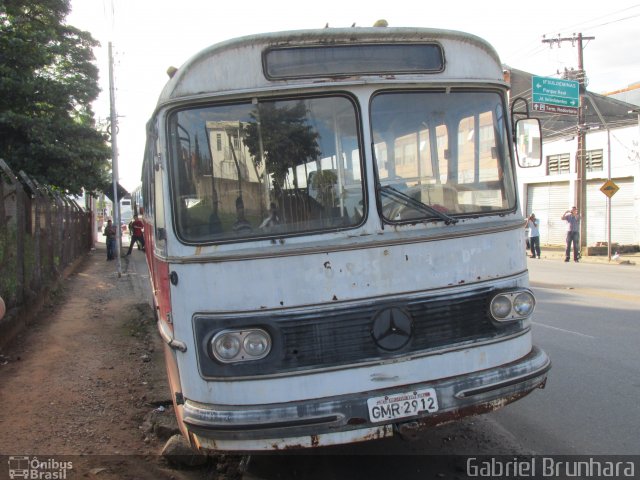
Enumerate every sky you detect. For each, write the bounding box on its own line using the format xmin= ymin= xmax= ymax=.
xmin=67 ymin=0 xmax=640 ymax=192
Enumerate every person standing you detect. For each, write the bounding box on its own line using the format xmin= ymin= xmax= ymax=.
xmin=103 ymin=219 xmax=117 ymax=260
xmin=126 ymin=214 xmax=145 ymax=255
xmin=525 ymin=213 xmax=541 ymax=258
xmin=561 ymin=206 xmax=581 ymax=262
xmin=232 ymin=197 xmax=252 ymax=234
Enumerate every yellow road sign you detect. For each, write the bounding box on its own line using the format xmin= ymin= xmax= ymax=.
xmin=600 ymin=180 xmax=619 ymax=198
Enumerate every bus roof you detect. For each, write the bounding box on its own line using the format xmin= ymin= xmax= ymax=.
xmin=156 ymin=27 xmax=504 ymax=108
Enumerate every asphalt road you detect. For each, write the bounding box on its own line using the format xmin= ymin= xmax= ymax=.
xmin=491 ymin=257 xmax=640 ymax=455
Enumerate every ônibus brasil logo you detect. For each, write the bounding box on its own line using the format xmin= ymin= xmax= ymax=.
xmin=7 ymin=456 xmax=73 ymax=479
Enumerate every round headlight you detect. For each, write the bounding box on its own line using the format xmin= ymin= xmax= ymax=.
xmin=244 ymin=331 xmax=271 ymax=358
xmin=213 ymin=333 xmax=241 ymax=360
xmin=514 ymin=292 xmax=535 ymax=316
xmin=491 ymin=296 xmax=512 ymax=319
xmin=211 ymin=328 xmax=272 ymax=363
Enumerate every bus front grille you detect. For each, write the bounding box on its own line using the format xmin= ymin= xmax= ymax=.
xmin=193 ymin=288 xmax=524 ymax=378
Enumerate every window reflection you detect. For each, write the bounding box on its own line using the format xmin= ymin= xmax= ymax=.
xmin=168 ymin=96 xmax=364 ymax=242
xmin=371 ymin=91 xmax=516 ymax=222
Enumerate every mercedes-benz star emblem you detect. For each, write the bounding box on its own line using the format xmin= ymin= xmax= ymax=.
xmin=371 ymin=307 xmax=413 ymax=351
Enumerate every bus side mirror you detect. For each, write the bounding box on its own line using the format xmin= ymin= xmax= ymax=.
xmin=515 ymin=118 xmax=542 ymax=168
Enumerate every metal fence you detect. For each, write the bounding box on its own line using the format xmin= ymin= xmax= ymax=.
xmin=0 ymin=159 xmax=92 ymax=346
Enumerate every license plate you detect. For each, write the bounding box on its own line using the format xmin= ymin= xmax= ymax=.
xmin=367 ymin=388 xmax=438 ymax=423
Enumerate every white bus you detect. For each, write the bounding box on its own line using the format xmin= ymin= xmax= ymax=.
xmin=120 ymin=195 xmax=133 ymax=224
xmin=141 ymin=26 xmax=549 ymax=452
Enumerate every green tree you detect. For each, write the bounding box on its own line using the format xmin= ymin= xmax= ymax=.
xmin=0 ymin=0 xmax=111 ymax=194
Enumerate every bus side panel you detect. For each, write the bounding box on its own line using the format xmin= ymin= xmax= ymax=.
xmin=162 ymin=342 xmax=188 ymax=438
xmin=149 ymin=250 xmax=188 ymax=438
xmin=142 ymin=209 xmax=189 ymax=441
xmin=143 ymin=220 xmax=171 ymax=328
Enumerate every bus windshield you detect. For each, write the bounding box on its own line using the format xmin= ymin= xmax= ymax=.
xmin=371 ymin=90 xmax=516 ymax=222
xmin=168 ymin=95 xmax=364 ymax=243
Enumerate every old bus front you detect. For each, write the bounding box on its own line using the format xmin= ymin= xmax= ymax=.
xmin=142 ymin=27 xmax=550 ymax=451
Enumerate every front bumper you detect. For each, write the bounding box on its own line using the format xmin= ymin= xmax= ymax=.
xmin=183 ymin=346 xmax=550 ymax=451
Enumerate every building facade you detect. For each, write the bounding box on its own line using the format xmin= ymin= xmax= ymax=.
xmin=517 ymin=124 xmax=639 ymax=247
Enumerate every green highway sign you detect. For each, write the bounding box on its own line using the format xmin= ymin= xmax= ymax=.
xmin=532 ymin=76 xmax=580 ymax=113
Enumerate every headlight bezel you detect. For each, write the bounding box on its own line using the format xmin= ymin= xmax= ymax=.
xmin=489 ymin=289 xmax=535 ymax=322
xmin=210 ymin=328 xmax=272 ymax=363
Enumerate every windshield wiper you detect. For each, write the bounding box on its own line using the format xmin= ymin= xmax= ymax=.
xmin=378 ymin=185 xmax=459 ymax=225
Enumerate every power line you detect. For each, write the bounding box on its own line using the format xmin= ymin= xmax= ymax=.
xmin=541 ymin=4 xmax=640 ymax=37
xmin=541 ymin=33 xmax=596 ymax=49
xmin=505 ymin=5 xmax=640 ymax=73
xmin=582 ymin=12 xmax=640 ymax=32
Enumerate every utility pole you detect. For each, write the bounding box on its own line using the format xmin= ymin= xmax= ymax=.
xmin=542 ymin=33 xmax=595 ymax=249
xmin=586 ymin=96 xmax=612 ymax=261
xmin=108 ymin=41 xmax=122 ymax=277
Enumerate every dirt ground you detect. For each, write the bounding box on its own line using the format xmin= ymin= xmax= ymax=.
xmin=0 ymin=243 xmax=239 ymax=480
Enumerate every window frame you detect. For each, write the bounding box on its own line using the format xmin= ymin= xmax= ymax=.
xmin=369 ymin=88 xmax=517 ymax=224
xmin=547 ymin=153 xmax=571 ymax=175
xmin=164 ymin=93 xmax=368 ymax=246
xmin=263 ymin=43 xmax=445 ymax=80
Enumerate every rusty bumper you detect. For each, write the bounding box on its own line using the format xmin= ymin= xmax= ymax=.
xmin=181 ymin=346 xmax=550 ymax=451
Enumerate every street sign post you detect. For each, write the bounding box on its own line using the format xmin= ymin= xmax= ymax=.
xmin=600 ymin=179 xmax=619 ymax=262
xmin=532 ymin=76 xmax=580 ymax=115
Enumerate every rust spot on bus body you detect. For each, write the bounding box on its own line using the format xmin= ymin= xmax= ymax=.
xmin=395 ymin=391 xmax=529 ymax=440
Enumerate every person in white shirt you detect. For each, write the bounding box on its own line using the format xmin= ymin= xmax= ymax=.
xmin=525 ymin=213 xmax=541 ymax=258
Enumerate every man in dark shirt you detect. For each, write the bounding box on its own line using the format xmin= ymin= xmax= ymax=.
xmin=561 ymin=206 xmax=581 ymax=262
xmin=104 ymin=219 xmax=117 ymax=260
